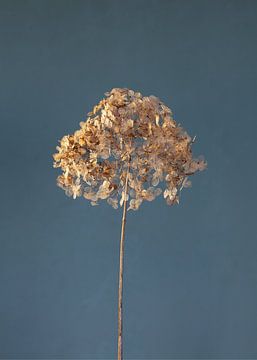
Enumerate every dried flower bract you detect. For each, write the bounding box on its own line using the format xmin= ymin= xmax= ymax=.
xmin=53 ymin=88 xmax=206 ymax=210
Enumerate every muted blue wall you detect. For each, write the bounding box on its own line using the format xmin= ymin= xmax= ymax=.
xmin=0 ymin=0 xmax=257 ymax=358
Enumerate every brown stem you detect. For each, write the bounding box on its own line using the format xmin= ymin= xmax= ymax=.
xmin=117 ymin=163 xmax=130 ymax=360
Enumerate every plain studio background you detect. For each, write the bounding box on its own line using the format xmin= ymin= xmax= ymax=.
xmin=0 ymin=0 xmax=257 ymax=359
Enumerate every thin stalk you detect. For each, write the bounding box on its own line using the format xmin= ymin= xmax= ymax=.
xmin=117 ymin=162 xmax=130 ymax=360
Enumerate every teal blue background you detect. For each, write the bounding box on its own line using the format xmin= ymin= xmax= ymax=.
xmin=0 ymin=0 xmax=257 ymax=358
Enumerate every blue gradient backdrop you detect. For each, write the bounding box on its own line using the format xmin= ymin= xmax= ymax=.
xmin=0 ymin=0 xmax=257 ymax=359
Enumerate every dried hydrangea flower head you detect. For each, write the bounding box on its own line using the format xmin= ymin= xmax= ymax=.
xmin=53 ymin=88 xmax=206 ymax=210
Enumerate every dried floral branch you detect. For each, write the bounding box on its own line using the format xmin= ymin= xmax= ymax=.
xmin=52 ymin=88 xmax=207 ymax=360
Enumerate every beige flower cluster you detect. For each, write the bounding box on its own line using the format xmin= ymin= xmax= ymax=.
xmin=53 ymin=88 xmax=206 ymax=210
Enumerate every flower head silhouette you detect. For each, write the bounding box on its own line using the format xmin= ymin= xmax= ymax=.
xmin=53 ymin=88 xmax=206 ymax=209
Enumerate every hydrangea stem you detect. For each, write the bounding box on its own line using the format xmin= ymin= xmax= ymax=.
xmin=117 ymin=162 xmax=130 ymax=360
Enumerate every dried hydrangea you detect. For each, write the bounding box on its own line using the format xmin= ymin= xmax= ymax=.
xmin=53 ymin=88 xmax=206 ymax=210
xmin=52 ymin=88 xmax=206 ymax=360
